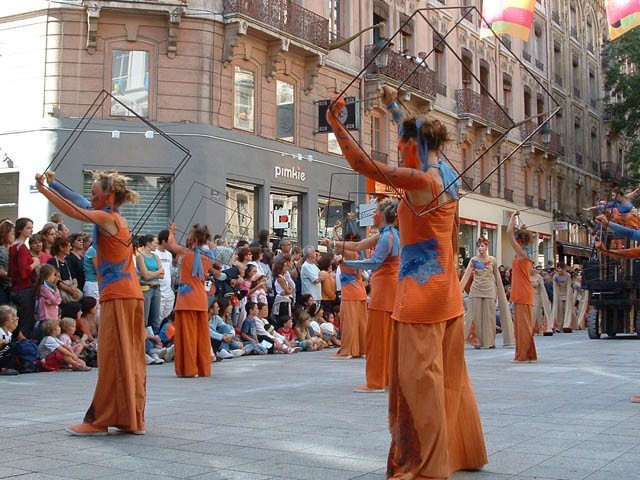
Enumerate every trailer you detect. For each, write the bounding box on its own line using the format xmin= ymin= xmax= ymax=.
xmin=582 ymin=235 xmax=640 ymax=338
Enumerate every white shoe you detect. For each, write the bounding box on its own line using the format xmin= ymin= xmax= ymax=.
xmin=150 ymin=353 xmax=164 ymax=364
xmin=164 ymin=345 xmax=175 ymax=362
xmin=157 ymin=347 xmax=168 ymax=360
xmin=145 ymin=354 xmax=155 ymax=365
xmin=217 ymin=349 xmax=233 ymax=359
xmin=231 ymin=349 xmax=244 ymax=357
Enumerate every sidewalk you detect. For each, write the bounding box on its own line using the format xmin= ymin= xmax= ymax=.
xmin=1 ymin=332 xmax=640 ymax=479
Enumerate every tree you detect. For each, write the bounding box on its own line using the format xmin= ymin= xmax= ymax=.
xmin=603 ymin=28 xmax=640 ymax=172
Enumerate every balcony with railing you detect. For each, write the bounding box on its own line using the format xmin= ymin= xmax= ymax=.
xmin=535 ymin=59 xmax=544 ymax=70
xmin=571 ymin=26 xmax=577 ymax=38
xmin=461 ymin=176 xmax=474 ymax=190
xmin=538 ymin=199 xmax=547 ymax=211
xmin=364 ymin=45 xmax=436 ymax=101
xmin=523 ymin=50 xmax=532 ymax=62
xmin=587 ymin=41 xmax=594 ymax=53
xmin=601 ymin=161 xmax=621 ymax=181
xmin=223 ymin=0 xmax=330 ymax=51
xmin=575 ymin=153 xmax=583 ymax=166
xmin=554 ymin=74 xmax=563 ymax=87
xmin=591 ymin=161 xmax=599 ymax=174
xmin=502 ymin=37 xmax=512 ymax=50
xmin=504 ymin=188 xmax=514 ymax=202
xmin=525 ymin=195 xmax=534 ymax=207
xmin=480 ymin=182 xmax=492 ymax=196
xmin=371 ymin=150 xmax=388 ymax=164
xmin=519 ymin=121 xmax=563 ymax=157
xmin=455 ymin=89 xmax=512 ymax=131
xmin=552 ymin=11 xmax=560 ymax=23
xmin=573 ymin=87 xmax=581 ymax=98
xmin=589 ymin=98 xmax=598 ymax=109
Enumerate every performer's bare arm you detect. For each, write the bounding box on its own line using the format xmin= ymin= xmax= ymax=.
xmin=507 ymin=211 xmax=527 ymax=259
xmin=595 ymin=241 xmax=640 ymax=259
xmin=35 ymin=174 xmax=117 ymax=234
xmin=167 ymin=223 xmax=189 ymax=257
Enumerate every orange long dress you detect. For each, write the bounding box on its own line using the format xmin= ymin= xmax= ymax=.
xmin=335 ymin=255 xmax=368 ymax=358
xmin=510 ymin=256 xmax=537 ymax=362
xmin=174 ymin=249 xmax=212 ymax=378
xmin=344 ymin=226 xmax=400 ymax=390
xmin=84 ymin=214 xmax=145 ymax=432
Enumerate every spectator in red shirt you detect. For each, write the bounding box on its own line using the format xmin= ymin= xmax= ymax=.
xmin=8 ymin=218 xmax=39 ymax=337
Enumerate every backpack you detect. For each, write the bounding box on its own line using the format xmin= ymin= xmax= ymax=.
xmin=14 ymin=339 xmax=40 ymax=373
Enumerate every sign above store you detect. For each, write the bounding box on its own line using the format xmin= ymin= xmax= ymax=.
xmin=274 ymin=165 xmax=306 ymax=182
xmin=553 ymin=221 xmax=568 ymax=230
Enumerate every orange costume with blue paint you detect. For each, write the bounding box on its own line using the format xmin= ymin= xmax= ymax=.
xmin=174 ymin=248 xmax=212 ymax=378
xmin=326 ymin=95 xmax=487 ymax=479
xmin=336 ymin=253 xmax=368 ymax=358
xmin=511 ymin=255 xmax=537 ymax=362
xmin=84 ymin=214 xmax=146 ymax=432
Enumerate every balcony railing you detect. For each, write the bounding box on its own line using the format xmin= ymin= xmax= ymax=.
xmin=600 ymin=161 xmax=621 ymax=180
xmin=504 ymin=188 xmax=514 ymax=202
xmin=480 ymin=182 xmax=491 ymax=196
xmin=502 ymin=37 xmax=512 ymax=50
xmin=575 ymin=153 xmax=583 ymax=165
xmin=223 ymin=0 xmax=330 ymax=50
xmin=535 ymin=59 xmax=544 ymax=70
xmin=371 ymin=150 xmax=388 ymax=164
xmin=538 ymin=198 xmax=547 ymax=211
xmin=552 ymin=11 xmax=560 ymax=23
xmin=587 ymin=41 xmax=594 ymax=53
xmin=455 ymin=89 xmax=512 ymax=130
xmin=592 ymin=161 xmax=599 ymax=174
xmin=461 ymin=176 xmax=474 ymax=190
xmin=571 ymin=26 xmax=577 ymax=38
xmin=590 ymin=98 xmax=598 ymax=109
xmin=573 ymin=87 xmax=581 ymax=98
xmin=523 ymin=50 xmax=532 ymax=62
xmin=546 ymin=131 xmax=563 ymax=156
xmin=525 ymin=195 xmax=534 ymax=207
xmin=364 ymin=45 xmax=436 ymax=99
xmin=519 ymin=120 xmax=563 ymax=156
xmin=554 ymin=74 xmax=563 ymax=87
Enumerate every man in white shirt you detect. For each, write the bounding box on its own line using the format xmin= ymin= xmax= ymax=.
xmin=156 ymin=230 xmax=176 ymax=322
xmin=300 ymin=245 xmax=326 ymax=305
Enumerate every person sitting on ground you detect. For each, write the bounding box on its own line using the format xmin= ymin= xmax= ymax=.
xmin=255 ymin=302 xmax=296 ymax=354
xmin=293 ymin=308 xmax=321 ymax=351
xmin=0 ymin=306 xmax=20 ymax=375
xmin=240 ymin=301 xmax=269 ymax=355
xmin=308 ymin=304 xmax=329 ymax=349
xmin=320 ymin=311 xmax=341 ymax=347
xmin=209 ymin=298 xmax=244 ymax=359
xmin=276 ymin=315 xmax=297 ymax=349
xmin=58 ymin=317 xmax=90 ymax=356
xmin=38 ymin=319 xmax=91 ymax=371
xmin=80 ymin=296 xmax=99 ymax=341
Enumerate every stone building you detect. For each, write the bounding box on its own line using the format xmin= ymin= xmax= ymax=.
xmin=0 ymin=0 xmax=621 ymax=263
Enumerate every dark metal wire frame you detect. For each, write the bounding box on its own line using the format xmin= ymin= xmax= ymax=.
xmin=39 ymin=90 xmax=192 ymax=246
xmin=332 ymin=6 xmax=561 ymax=218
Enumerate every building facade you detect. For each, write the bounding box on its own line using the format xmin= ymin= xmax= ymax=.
xmin=0 ymin=0 xmax=622 ymax=263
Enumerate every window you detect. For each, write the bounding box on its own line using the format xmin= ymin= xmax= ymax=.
xmin=276 ymin=80 xmax=294 ymax=142
xmin=82 ymin=173 xmax=170 ymax=236
xmin=461 ymin=49 xmax=473 ymax=86
xmin=234 ymin=66 xmax=255 ymax=132
xmin=479 ymin=62 xmax=490 ymax=96
xmin=370 ymin=112 xmax=386 ymax=160
xmin=226 ymin=180 xmax=256 ymax=243
xmin=533 ymin=22 xmax=545 ymax=69
xmin=270 ymin=188 xmax=300 ymax=244
xmin=588 ymin=69 xmax=597 ymax=107
xmin=574 ymin=116 xmax=582 ymax=157
xmin=318 ymin=198 xmax=351 ymax=239
xmin=433 ymin=33 xmax=446 ymax=94
xmin=523 ymin=87 xmax=532 ymax=118
xmin=502 ymin=74 xmax=512 ymax=114
xmin=572 ymin=54 xmax=581 ymax=98
xmin=111 ymin=50 xmax=149 ymax=117
xmin=329 ymin=0 xmax=342 ymax=43
xmin=328 ymin=132 xmax=342 ymax=155
xmin=553 ymin=41 xmax=563 ymax=86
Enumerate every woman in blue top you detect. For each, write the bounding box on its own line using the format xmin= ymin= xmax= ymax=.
xmin=136 ymin=235 xmax=164 ymax=334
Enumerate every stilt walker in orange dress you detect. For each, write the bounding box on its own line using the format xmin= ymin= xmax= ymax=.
xmin=335 ymin=197 xmax=400 ymax=392
xmin=168 ymin=223 xmax=214 ymax=378
xmin=327 ymin=86 xmax=487 ymax=479
xmin=507 ymin=211 xmax=537 ymax=363
xmin=36 ymin=171 xmax=146 ymax=435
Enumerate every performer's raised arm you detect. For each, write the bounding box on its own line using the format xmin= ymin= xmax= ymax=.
xmin=596 ymin=215 xmax=640 ymax=242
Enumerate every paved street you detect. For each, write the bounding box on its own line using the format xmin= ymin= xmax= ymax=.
xmin=2 ymin=332 xmax=640 ymax=480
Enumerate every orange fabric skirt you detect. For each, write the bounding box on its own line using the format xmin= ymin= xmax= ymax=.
xmin=336 ymin=300 xmax=367 ymax=357
xmin=513 ymin=303 xmax=537 ymax=362
xmin=174 ymin=310 xmax=211 ymax=378
xmin=84 ymin=298 xmax=146 ymax=431
xmin=365 ymin=309 xmax=393 ymax=390
xmin=387 ymin=317 xmax=487 ymax=479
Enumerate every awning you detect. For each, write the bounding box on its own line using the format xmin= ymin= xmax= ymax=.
xmin=556 ymin=241 xmax=594 ymax=258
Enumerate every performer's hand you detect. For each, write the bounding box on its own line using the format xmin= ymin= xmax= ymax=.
xmin=35 ymin=173 xmax=45 ymax=186
xmin=594 ymin=241 xmax=605 ymax=251
xmin=45 ymin=171 xmax=56 ymax=184
xmin=169 ymin=222 xmax=177 ymax=234
xmin=595 ymin=214 xmax=609 ymax=227
xmin=380 ymin=85 xmax=398 ymax=107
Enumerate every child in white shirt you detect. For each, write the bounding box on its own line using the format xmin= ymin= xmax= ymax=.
xmin=38 ymin=319 xmax=91 ymax=371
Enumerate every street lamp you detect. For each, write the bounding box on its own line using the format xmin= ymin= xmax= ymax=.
xmin=373 ymin=38 xmax=392 ymax=68
xmin=541 ymin=123 xmax=552 ymax=145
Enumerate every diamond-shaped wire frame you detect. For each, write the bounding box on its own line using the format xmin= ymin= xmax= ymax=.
xmin=336 ymin=6 xmax=560 ymax=218
xmin=42 ymin=90 xmax=192 ymax=247
xmin=174 ymin=186 xmax=253 ymax=245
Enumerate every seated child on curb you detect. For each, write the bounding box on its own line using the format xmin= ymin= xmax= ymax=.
xmin=0 ymin=307 xmax=20 ymax=375
xmin=240 ymin=301 xmax=269 ymax=355
xmin=58 ymin=317 xmax=90 ymax=356
xmin=293 ymin=308 xmax=322 ymax=351
xmin=320 ymin=311 xmax=341 ymax=347
xmin=209 ymin=299 xmax=244 ymax=359
xmin=38 ymin=319 xmax=91 ymax=371
xmin=255 ymin=302 xmax=297 ymax=354
xmin=276 ymin=315 xmax=298 ymax=348
xmin=308 ymin=304 xmax=329 ymax=348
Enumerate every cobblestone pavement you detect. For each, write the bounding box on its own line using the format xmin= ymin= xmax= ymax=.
xmin=2 ymin=332 xmax=640 ymax=479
